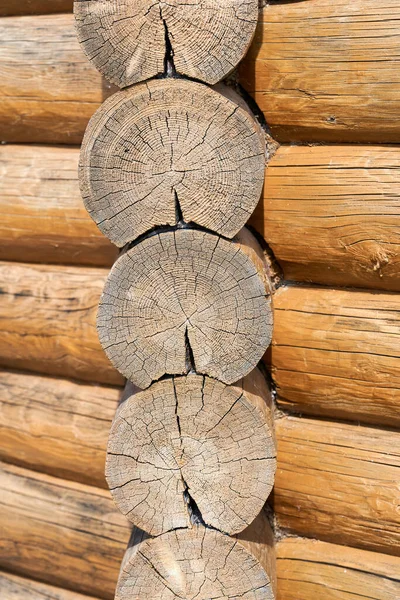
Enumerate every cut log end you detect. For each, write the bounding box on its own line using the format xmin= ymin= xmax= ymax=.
xmin=74 ymin=0 xmax=259 ymax=87
xmin=79 ymin=79 xmax=265 ymax=246
xmin=117 ymin=526 xmax=275 ymax=600
xmin=106 ymin=372 xmax=276 ymax=536
xmin=97 ymin=228 xmax=273 ymax=388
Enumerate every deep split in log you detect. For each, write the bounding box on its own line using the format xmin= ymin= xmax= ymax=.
xmin=106 ymin=369 xmax=276 ymax=536
xmin=74 ymin=0 xmax=259 ymax=87
xmin=97 ymin=227 xmax=273 ymax=388
xmin=117 ymin=513 xmax=275 ymax=600
xmin=80 ymin=78 xmax=265 ymax=246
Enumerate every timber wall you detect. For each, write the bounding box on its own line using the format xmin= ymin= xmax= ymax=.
xmin=0 ymin=2 xmax=399 ymax=599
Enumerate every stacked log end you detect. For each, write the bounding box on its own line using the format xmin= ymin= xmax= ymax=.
xmin=74 ymin=1 xmax=276 ymax=598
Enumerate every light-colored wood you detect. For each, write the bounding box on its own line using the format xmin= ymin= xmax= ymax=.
xmin=98 ymin=228 xmax=273 ymax=388
xmin=271 ymin=285 xmax=400 ymax=427
xmin=74 ymin=0 xmax=258 ymax=87
xmin=80 ymin=79 xmax=265 ymax=246
xmin=0 ymin=1 xmax=72 ymax=15
xmin=275 ymin=416 xmax=400 ymax=556
xmin=0 ymin=261 xmax=123 ymax=386
xmin=106 ymin=370 xmax=276 ymax=536
xmin=240 ymin=0 xmax=400 ymax=143
xmin=0 ymin=571 xmax=100 ymax=600
xmin=0 ymin=462 xmax=131 ymax=599
xmin=117 ymin=513 xmax=275 ymax=600
xmin=0 ymin=370 xmax=121 ymax=487
xmin=277 ymin=537 xmax=400 ymax=600
xmin=251 ymin=145 xmax=400 ymax=292
xmin=0 ymin=14 xmax=115 ymax=144
xmin=0 ymin=145 xmax=116 ymax=266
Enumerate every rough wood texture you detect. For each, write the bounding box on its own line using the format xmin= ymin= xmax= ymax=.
xmin=74 ymin=0 xmax=258 ymax=87
xmin=0 ymin=462 xmax=131 ymax=599
xmin=0 ymin=370 xmax=120 ymax=487
xmin=0 ymin=145 xmax=116 ymax=266
xmin=107 ymin=369 xmax=276 ymax=536
xmin=240 ymin=0 xmax=400 ymax=143
xmin=0 ymin=1 xmax=73 ymax=15
xmin=80 ymin=79 xmax=265 ymax=246
xmin=0 ymin=14 xmax=114 ymax=144
xmin=0 ymin=571 xmax=100 ymax=600
xmin=275 ymin=416 xmax=400 ymax=556
xmin=0 ymin=261 xmax=123 ymax=386
xmin=277 ymin=538 xmax=400 ymax=600
xmin=251 ymin=145 xmax=400 ymax=292
xmin=117 ymin=513 xmax=275 ymax=600
xmin=271 ymin=285 xmax=400 ymax=427
xmin=98 ymin=228 xmax=273 ymax=388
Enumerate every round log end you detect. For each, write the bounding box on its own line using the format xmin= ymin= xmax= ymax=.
xmin=74 ymin=1 xmax=259 ymax=87
xmin=106 ymin=374 xmax=276 ymax=536
xmin=97 ymin=228 xmax=273 ymax=388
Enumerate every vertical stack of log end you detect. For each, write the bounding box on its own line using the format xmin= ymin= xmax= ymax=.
xmin=74 ymin=2 xmax=276 ymax=598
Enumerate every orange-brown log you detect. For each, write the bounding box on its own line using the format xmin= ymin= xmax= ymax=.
xmin=0 ymin=261 xmax=123 ymax=386
xmin=277 ymin=537 xmax=400 ymax=600
xmin=0 ymin=370 xmax=121 ymax=487
xmin=0 ymin=14 xmax=114 ymax=144
xmin=250 ymin=145 xmax=400 ymax=292
xmin=0 ymin=462 xmax=131 ymax=599
xmin=0 ymin=1 xmax=72 ymax=16
xmin=0 ymin=145 xmax=116 ymax=266
xmin=240 ymin=0 xmax=400 ymax=143
xmin=275 ymin=416 xmax=400 ymax=556
xmin=0 ymin=571 xmax=101 ymax=600
xmin=271 ymin=285 xmax=400 ymax=427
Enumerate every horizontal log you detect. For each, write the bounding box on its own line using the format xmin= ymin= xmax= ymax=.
xmin=0 ymin=370 xmax=121 ymax=488
xmin=0 ymin=145 xmax=116 ymax=266
xmin=277 ymin=538 xmax=400 ymax=600
xmin=0 ymin=14 xmax=114 ymax=144
xmin=271 ymin=285 xmax=400 ymax=426
xmin=0 ymin=261 xmax=123 ymax=386
xmin=250 ymin=145 xmax=400 ymax=292
xmin=0 ymin=1 xmax=72 ymax=16
xmin=0 ymin=462 xmax=131 ymax=599
xmin=240 ymin=0 xmax=400 ymax=143
xmin=0 ymin=571 xmax=100 ymax=600
xmin=275 ymin=416 xmax=400 ymax=556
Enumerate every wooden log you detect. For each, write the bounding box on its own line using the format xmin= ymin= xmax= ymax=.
xmin=98 ymin=228 xmax=273 ymax=388
xmin=0 ymin=14 xmax=115 ymax=145
xmin=0 ymin=145 xmax=116 ymax=266
xmin=275 ymin=416 xmax=400 ymax=556
xmin=277 ymin=537 xmax=400 ymax=600
xmin=0 ymin=1 xmax=73 ymax=16
xmin=271 ymin=285 xmax=400 ymax=427
xmin=0 ymin=261 xmax=123 ymax=386
xmin=0 ymin=461 xmax=131 ymax=599
xmin=80 ymin=79 xmax=266 ymax=246
xmin=0 ymin=370 xmax=121 ymax=488
xmin=251 ymin=145 xmax=400 ymax=292
xmin=0 ymin=571 xmax=100 ymax=600
xmin=240 ymin=0 xmax=400 ymax=143
xmin=74 ymin=0 xmax=258 ymax=87
xmin=117 ymin=512 xmax=275 ymax=599
xmin=106 ymin=369 xmax=276 ymax=536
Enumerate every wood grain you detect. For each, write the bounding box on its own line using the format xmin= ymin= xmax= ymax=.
xmin=275 ymin=416 xmax=400 ymax=556
xmin=0 ymin=370 xmax=121 ymax=487
xmin=0 ymin=14 xmax=114 ymax=144
xmin=271 ymin=285 xmax=400 ymax=427
xmin=240 ymin=0 xmax=400 ymax=143
xmin=0 ymin=571 xmax=100 ymax=600
xmin=0 ymin=1 xmax=72 ymax=16
xmin=277 ymin=537 xmax=400 ymax=600
xmin=0 ymin=261 xmax=123 ymax=386
xmin=0 ymin=145 xmax=116 ymax=266
xmin=250 ymin=145 xmax=400 ymax=292
xmin=0 ymin=462 xmax=131 ymax=599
